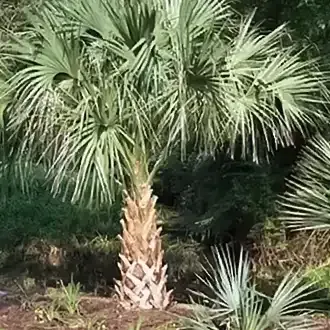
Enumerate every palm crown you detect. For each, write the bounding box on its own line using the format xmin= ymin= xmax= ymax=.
xmin=1 ymin=0 xmax=329 ymax=208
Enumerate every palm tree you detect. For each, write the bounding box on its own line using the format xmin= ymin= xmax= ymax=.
xmin=1 ymin=0 xmax=329 ymax=309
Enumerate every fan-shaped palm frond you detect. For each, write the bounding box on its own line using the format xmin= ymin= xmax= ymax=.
xmin=158 ymin=10 xmax=330 ymax=161
xmin=2 ymin=6 xmax=159 ymax=207
xmin=280 ymin=135 xmax=330 ymax=231
xmin=1 ymin=0 xmax=329 ymax=208
xmin=182 ymin=246 xmax=319 ymax=330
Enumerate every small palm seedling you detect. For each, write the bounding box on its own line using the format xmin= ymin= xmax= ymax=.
xmin=35 ymin=276 xmax=83 ymax=326
xmin=57 ymin=277 xmax=82 ymax=315
xmin=181 ymin=246 xmax=320 ymax=330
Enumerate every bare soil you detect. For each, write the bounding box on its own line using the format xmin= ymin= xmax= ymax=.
xmin=0 ymin=296 xmax=189 ymax=330
xmin=0 ymin=294 xmax=330 ymax=330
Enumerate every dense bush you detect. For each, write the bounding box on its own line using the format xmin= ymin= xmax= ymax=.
xmin=0 ymin=188 xmax=122 ymax=249
xmin=156 ymin=151 xmax=284 ymax=244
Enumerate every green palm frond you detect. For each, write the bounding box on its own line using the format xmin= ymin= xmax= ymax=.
xmin=47 ymin=81 xmax=157 ymax=207
xmin=280 ymin=135 xmax=330 ymax=231
xmin=53 ymin=0 xmax=115 ymax=39
xmin=3 ymin=21 xmax=81 ymax=168
xmin=157 ymin=7 xmax=329 ymax=159
xmin=182 ymin=246 xmax=319 ymax=330
xmin=190 ymin=247 xmax=250 ymax=315
xmin=218 ymin=17 xmax=329 ymax=161
xmin=1 ymin=0 xmax=329 ymax=208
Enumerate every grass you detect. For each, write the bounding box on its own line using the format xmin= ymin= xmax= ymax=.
xmin=29 ymin=277 xmax=108 ymax=329
xmin=0 ymin=273 xmax=184 ymax=329
xmin=155 ymin=322 xmax=180 ymax=329
xmin=305 ymin=259 xmax=330 ymax=292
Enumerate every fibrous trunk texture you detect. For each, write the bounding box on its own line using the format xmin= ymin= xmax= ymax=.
xmin=115 ymin=182 xmax=173 ymax=310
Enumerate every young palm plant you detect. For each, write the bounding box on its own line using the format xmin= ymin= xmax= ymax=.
xmin=182 ymin=246 xmax=320 ymax=330
xmin=1 ymin=0 xmax=330 ymax=309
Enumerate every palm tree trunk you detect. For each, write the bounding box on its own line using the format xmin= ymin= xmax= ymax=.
xmin=115 ymin=181 xmax=173 ymax=310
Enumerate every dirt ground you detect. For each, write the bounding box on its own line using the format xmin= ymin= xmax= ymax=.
xmin=0 ymin=295 xmax=189 ymax=330
xmin=0 ymin=295 xmax=330 ymax=330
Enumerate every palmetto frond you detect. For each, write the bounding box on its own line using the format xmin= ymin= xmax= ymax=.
xmin=182 ymin=246 xmax=319 ymax=330
xmin=1 ymin=0 xmax=329 ymax=207
xmin=157 ymin=7 xmax=329 ymax=160
xmin=280 ymin=135 xmax=330 ymax=231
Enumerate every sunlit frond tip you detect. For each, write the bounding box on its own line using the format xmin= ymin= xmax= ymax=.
xmin=279 ymin=134 xmax=330 ymax=231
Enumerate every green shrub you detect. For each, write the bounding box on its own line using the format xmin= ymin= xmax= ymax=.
xmin=0 ymin=190 xmax=121 ymax=249
xmin=304 ymin=261 xmax=330 ymax=295
xmin=156 ymin=152 xmax=278 ymax=244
